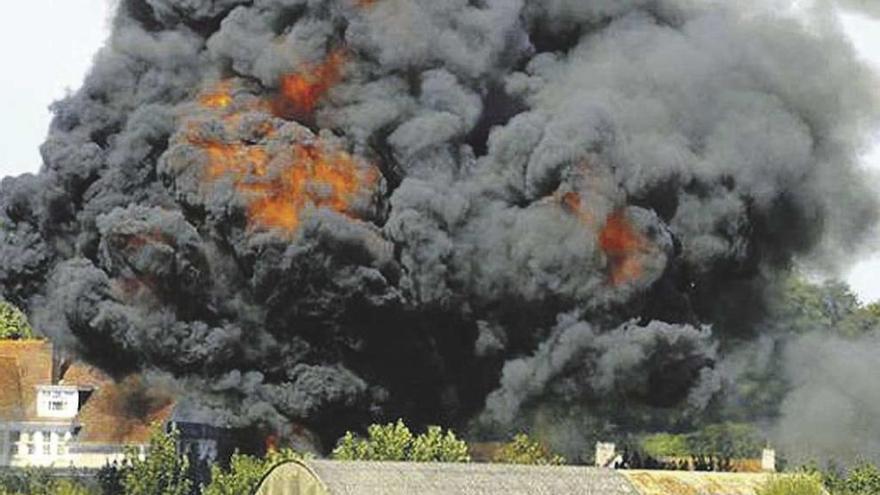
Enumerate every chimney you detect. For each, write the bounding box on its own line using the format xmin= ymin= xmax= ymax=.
xmin=595 ymin=442 xmax=617 ymax=468
xmin=761 ymin=448 xmax=776 ymax=472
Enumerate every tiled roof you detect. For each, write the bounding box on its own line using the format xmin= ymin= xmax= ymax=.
xmin=63 ymin=367 xmax=174 ymax=445
xmin=0 ymin=339 xmax=175 ymax=444
xmin=0 ymin=356 xmax=23 ymax=420
xmin=0 ymin=341 xmax=54 ymax=422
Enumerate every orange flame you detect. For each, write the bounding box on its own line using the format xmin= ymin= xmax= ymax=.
xmin=238 ymin=143 xmax=378 ymax=232
xmin=265 ymin=434 xmax=279 ymax=453
xmin=561 ymin=191 xmax=596 ymax=226
xmin=599 ymin=210 xmax=649 ymax=286
xmin=188 ymin=75 xmax=378 ymax=235
xmin=274 ymin=50 xmax=347 ymax=120
xmin=199 ymin=81 xmax=234 ymax=109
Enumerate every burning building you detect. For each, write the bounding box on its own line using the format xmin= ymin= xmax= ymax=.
xmin=0 ymin=0 xmax=878 ymax=459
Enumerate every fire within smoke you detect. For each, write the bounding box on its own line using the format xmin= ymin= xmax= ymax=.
xmin=188 ymin=79 xmax=380 ymax=234
xmin=562 ymin=190 xmax=651 ymax=286
xmin=5 ymin=0 xmax=877 ymax=463
xmin=273 ymin=50 xmax=347 ymax=120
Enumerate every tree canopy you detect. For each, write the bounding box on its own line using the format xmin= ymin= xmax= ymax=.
xmin=332 ymin=420 xmax=470 ymax=463
xmin=0 ymin=300 xmax=34 ymax=340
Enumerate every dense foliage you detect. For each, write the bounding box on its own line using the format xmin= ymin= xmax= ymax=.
xmin=640 ymin=423 xmax=764 ymax=460
xmin=120 ymin=424 xmax=191 ymax=495
xmin=824 ymin=463 xmax=880 ymax=495
xmin=332 ymin=420 xmax=470 ymax=463
xmin=202 ymin=449 xmax=303 ymax=495
xmin=0 ymin=469 xmax=94 ymax=495
xmin=0 ymin=300 xmax=34 ymax=340
xmin=491 ymin=434 xmax=565 ymax=466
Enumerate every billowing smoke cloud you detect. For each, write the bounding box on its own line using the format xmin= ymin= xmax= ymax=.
xmin=1 ymin=0 xmax=878 ymax=456
xmin=774 ymin=332 xmax=880 ymax=464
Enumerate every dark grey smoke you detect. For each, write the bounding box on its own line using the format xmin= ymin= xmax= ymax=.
xmin=1 ymin=0 xmax=878 ymax=457
xmin=773 ymin=332 xmax=880 ymax=464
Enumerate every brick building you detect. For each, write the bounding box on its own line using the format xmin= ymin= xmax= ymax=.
xmin=0 ymin=340 xmax=174 ymax=468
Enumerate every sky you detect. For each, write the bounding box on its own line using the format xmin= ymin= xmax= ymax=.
xmin=0 ymin=1 xmax=879 ymax=301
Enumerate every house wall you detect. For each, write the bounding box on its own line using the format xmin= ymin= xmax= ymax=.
xmin=35 ymin=387 xmax=79 ymax=419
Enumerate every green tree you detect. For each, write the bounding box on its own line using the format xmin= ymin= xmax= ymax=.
xmin=121 ymin=423 xmax=192 ymax=495
xmin=409 ymin=426 xmax=470 ymax=463
xmin=203 ymin=448 xmax=303 ymax=495
xmin=491 ymin=434 xmax=565 ymax=466
xmin=0 ymin=301 xmax=34 ymax=340
xmin=687 ymin=423 xmax=763 ymax=459
xmin=837 ymin=462 xmax=880 ymax=495
xmin=332 ymin=420 xmax=470 ymax=463
xmin=641 ymin=433 xmax=691 ymax=458
xmin=0 ymin=468 xmax=96 ymax=495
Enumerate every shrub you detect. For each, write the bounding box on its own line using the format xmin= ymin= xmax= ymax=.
xmin=0 ymin=468 xmax=96 ymax=495
xmin=835 ymin=462 xmax=880 ymax=495
xmin=641 ymin=433 xmax=691 ymax=458
xmin=491 ymin=434 xmax=565 ymax=466
xmin=202 ymin=447 xmax=303 ymax=495
xmin=121 ymin=423 xmax=192 ymax=495
xmin=332 ymin=420 xmax=470 ymax=463
xmin=687 ymin=423 xmax=763 ymax=459
xmin=409 ymin=426 xmax=470 ymax=463
xmin=757 ymin=473 xmax=825 ymax=495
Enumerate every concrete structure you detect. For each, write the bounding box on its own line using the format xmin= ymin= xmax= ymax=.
xmin=595 ymin=442 xmax=620 ymax=468
xmin=761 ymin=448 xmax=776 ymax=473
xmin=254 ymin=460 xmax=793 ymax=495
xmin=0 ymin=340 xmax=173 ymax=469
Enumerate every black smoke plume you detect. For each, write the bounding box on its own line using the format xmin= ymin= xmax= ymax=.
xmin=1 ymin=0 xmax=878 ymax=459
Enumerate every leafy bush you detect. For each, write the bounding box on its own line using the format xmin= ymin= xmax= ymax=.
xmin=687 ymin=423 xmax=763 ymax=459
xmin=491 ymin=434 xmax=565 ymax=466
xmin=0 ymin=301 xmax=34 ymax=340
xmin=827 ymin=462 xmax=880 ymax=495
xmin=202 ymin=448 xmax=303 ymax=495
xmin=332 ymin=420 xmax=470 ymax=463
xmin=121 ymin=424 xmax=192 ymax=495
xmin=757 ymin=473 xmax=825 ymax=495
xmin=0 ymin=468 xmax=96 ymax=495
xmin=409 ymin=426 xmax=470 ymax=463
xmin=641 ymin=433 xmax=691 ymax=458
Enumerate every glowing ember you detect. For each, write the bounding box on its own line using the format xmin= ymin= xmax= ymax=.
xmin=199 ymin=81 xmax=234 ymax=109
xmin=274 ymin=50 xmax=347 ymax=119
xmin=198 ymin=140 xmax=270 ymax=180
xmin=561 ymin=191 xmax=596 ymax=227
xmin=599 ymin=210 xmax=649 ymax=286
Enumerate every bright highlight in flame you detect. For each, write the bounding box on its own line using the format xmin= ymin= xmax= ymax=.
xmin=188 ymin=78 xmax=380 ymax=234
xmin=274 ymin=50 xmax=347 ymax=119
xmin=599 ymin=210 xmax=649 ymax=286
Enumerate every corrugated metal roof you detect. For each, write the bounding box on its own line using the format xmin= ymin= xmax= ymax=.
xmin=257 ymin=460 xmax=640 ymax=495
xmin=255 ymin=461 xmax=801 ymax=495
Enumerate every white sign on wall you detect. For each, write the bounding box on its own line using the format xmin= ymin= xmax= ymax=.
xmin=35 ymin=386 xmax=79 ymax=419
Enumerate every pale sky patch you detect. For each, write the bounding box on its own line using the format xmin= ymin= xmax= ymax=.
xmin=0 ymin=0 xmax=113 ymax=178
